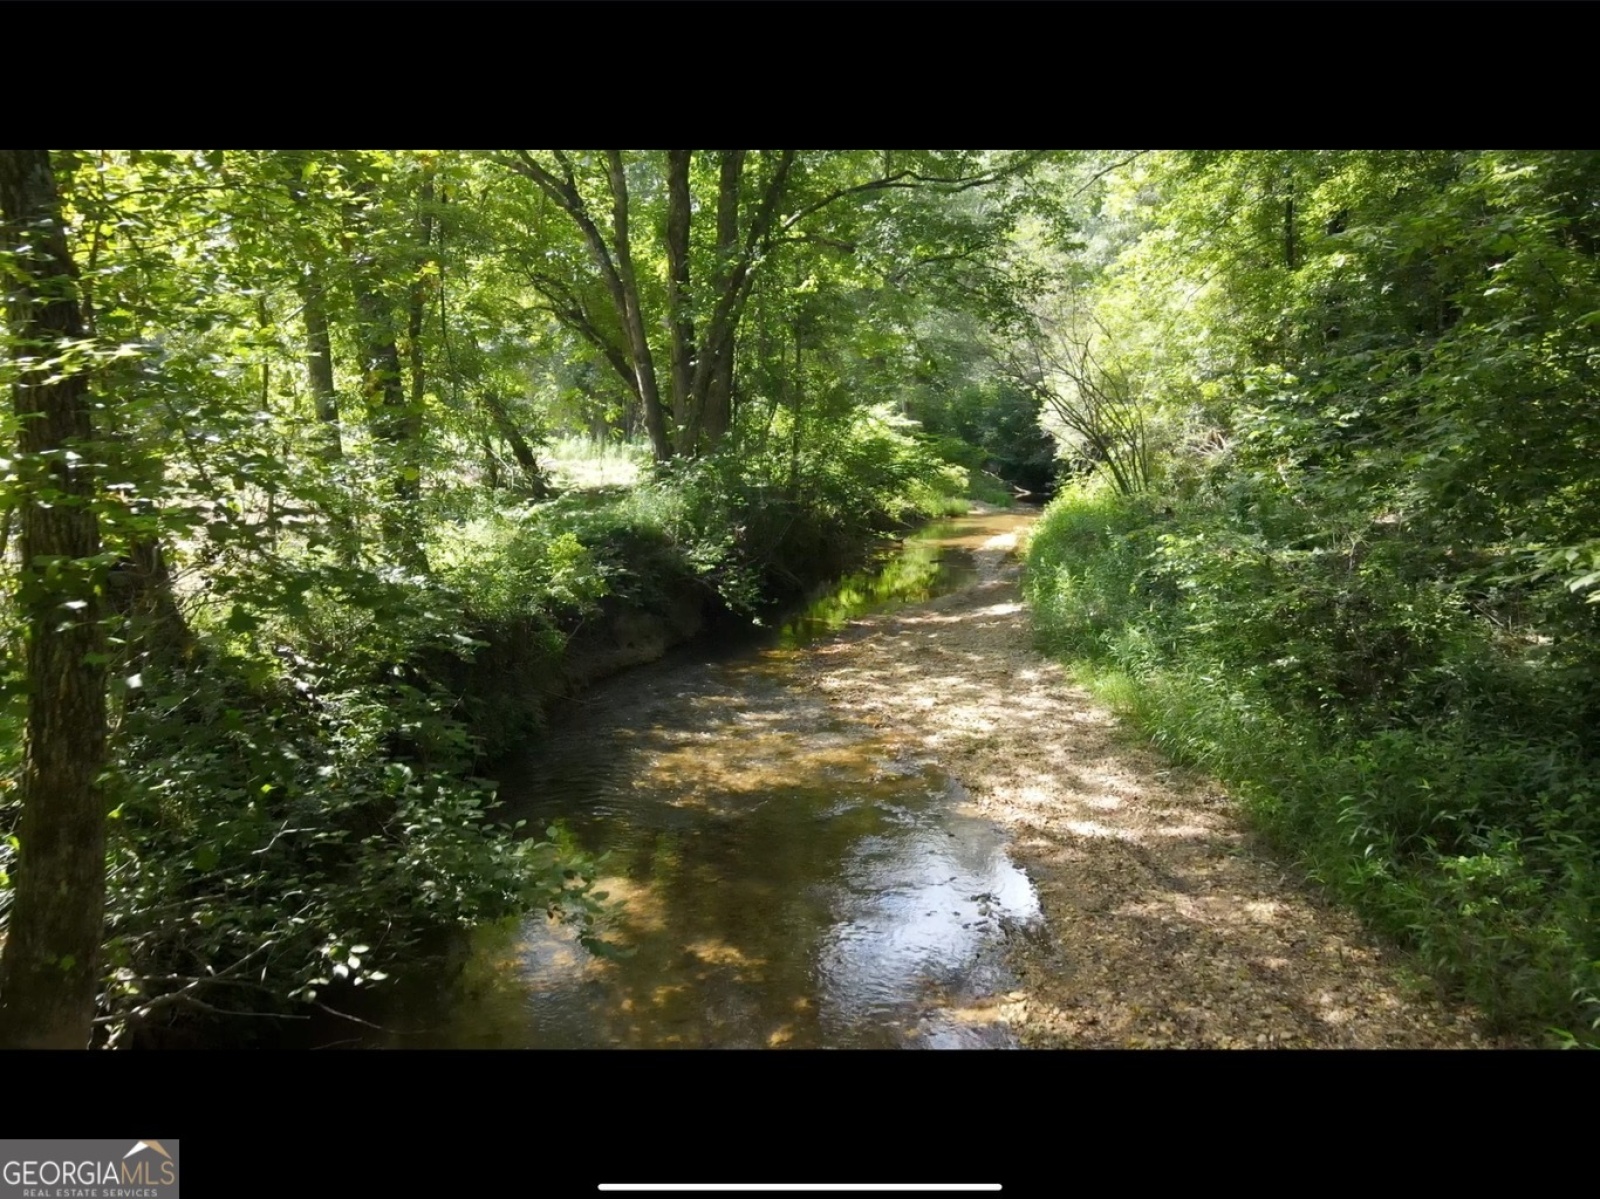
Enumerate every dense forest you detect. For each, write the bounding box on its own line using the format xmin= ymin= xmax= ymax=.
xmin=0 ymin=149 xmax=1595 ymax=1049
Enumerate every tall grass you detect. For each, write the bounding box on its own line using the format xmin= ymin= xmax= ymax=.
xmin=540 ymin=435 xmax=650 ymax=491
xmin=1025 ymin=479 xmax=1600 ymax=1043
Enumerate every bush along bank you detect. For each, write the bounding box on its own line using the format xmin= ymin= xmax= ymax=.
xmin=1024 ymin=479 xmax=1600 ymax=1045
xmin=431 ymin=408 xmax=971 ymax=759
xmin=70 ymin=408 xmax=967 ymax=1046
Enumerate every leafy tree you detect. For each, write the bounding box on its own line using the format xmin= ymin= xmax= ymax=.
xmin=492 ymin=150 xmax=1052 ymax=461
xmin=0 ymin=149 xmax=110 ymax=1048
xmin=0 ymin=146 xmax=1070 ymax=1047
xmin=1025 ymin=148 xmax=1600 ymax=1038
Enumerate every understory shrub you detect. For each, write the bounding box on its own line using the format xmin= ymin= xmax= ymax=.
xmin=1026 ymin=477 xmax=1600 ymax=1041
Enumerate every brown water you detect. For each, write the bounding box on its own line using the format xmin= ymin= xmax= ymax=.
xmin=376 ymin=513 xmax=1041 ymax=1049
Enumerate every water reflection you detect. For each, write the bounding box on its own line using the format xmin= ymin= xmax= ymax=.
xmin=381 ymin=513 xmax=1040 ymax=1049
xmin=778 ymin=534 xmax=976 ymax=647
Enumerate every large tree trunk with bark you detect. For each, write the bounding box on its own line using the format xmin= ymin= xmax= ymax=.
xmin=503 ymin=149 xmax=810 ymax=461
xmin=298 ymin=266 xmax=343 ymax=458
xmin=279 ymin=150 xmax=343 ymax=460
xmin=332 ymin=155 xmax=429 ymax=571
xmin=663 ymin=149 xmax=695 ymax=444
xmin=0 ymin=149 xmax=110 ymax=1049
xmin=406 ymin=158 xmax=436 ymax=420
xmin=354 ymin=278 xmax=427 ymax=569
xmin=601 ymin=152 xmax=674 ymax=461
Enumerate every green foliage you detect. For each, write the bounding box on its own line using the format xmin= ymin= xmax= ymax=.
xmin=909 ymin=380 xmax=1057 ymax=496
xmin=1012 ymin=149 xmax=1600 ymax=1042
xmin=2 ymin=147 xmax=1055 ymax=1047
xmin=88 ymin=541 xmax=609 ymax=1043
xmin=431 ymin=504 xmax=608 ymax=627
xmin=635 ymin=402 xmax=963 ymax=614
xmin=56 ymin=144 xmax=1600 ymax=1050
xmin=1029 ymin=475 xmax=1600 ymax=1039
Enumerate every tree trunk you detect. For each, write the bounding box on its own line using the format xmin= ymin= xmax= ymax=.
xmin=601 ymin=152 xmax=673 ymax=461
xmin=109 ymin=534 xmax=193 ymax=674
xmin=481 ymin=392 xmax=552 ymax=499
xmin=499 ymin=152 xmax=675 ymax=461
xmin=298 ymin=265 xmax=343 ymax=459
xmin=0 ymin=149 xmax=110 ymax=1049
xmin=406 ymin=159 xmax=436 ymax=417
xmin=699 ymin=151 xmax=745 ymax=450
xmin=500 ymin=150 xmax=803 ymax=462
xmin=703 ymin=338 xmax=736 ymax=449
xmin=280 ymin=151 xmax=343 ymax=461
xmin=687 ymin=150 xmax=791 ymax=455
xmin=789 ymin=318 xmax=804 ymax=497
xmin=1284 ymin=191 xmax=1298 ymax=271
xmin=335 ymin=157 xmax=428 ymax=571
xmin=664 ymin=149 xmax=695 ymax=445
xmin=354 ymin=281 xmax=426 ymax=569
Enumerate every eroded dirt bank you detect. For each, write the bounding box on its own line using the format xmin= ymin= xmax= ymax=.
xmin=791 ymin=508 xmax=1509 ymax=1048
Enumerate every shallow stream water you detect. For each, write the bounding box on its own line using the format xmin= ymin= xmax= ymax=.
xmin=373 ymin=513 xmax=1041 ymax=1049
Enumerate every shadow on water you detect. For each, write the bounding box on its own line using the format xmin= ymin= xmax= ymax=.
xmin=367 ymin=512 xmax=1041 ymax=1049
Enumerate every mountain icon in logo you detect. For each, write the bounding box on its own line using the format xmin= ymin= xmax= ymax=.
xmin=123 ymin=1142 xmax=172 ymax=1162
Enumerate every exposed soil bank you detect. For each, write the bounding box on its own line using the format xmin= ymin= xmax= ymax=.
xmin=435 ymin=530 xmax=870 ymax=762
xmin=789 ymin=506 xmax=1515 ymax=1048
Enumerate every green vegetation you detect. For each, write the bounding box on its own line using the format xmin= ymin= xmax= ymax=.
xmin=1023 ymin=151 xmax=1600 ymax=1044
xmin=0 ymin=149 xmax=1041 ymax=1047
xmin=8 ymin=146 xmax=1599 ymax=1050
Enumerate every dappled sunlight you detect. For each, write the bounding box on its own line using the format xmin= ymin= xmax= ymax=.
xmin=540 ymin=435 xmax=648 ymax=491
xmin=378 ymin=508 xmax=1488 ymax=1050
xmin=778 ymin=515 xmax=1495 ymax=1049
xmin=375 ymin=515 xmax=1047 ymax=1048
xmin=632 ymin=732 xmax=941 ymax=812
xmin=971 ymin=601 xmax=1025 ymax=619
xmin=592 ymin=874 xmax=668 ymax=936
xmin=1062 ymin=819 xmax=1141 ymax=842
xmin=683 ymin=938 xmax=767 ymax=974
xmin=18 ymin=146 xmax=1544 ymax=1053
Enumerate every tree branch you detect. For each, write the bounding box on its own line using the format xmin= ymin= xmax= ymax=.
xmin=777 ymin=150 xmax=1051 ymax=237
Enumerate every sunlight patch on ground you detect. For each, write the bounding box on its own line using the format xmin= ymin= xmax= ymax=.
xmin=683 ymin=938 xmax=765 ymax=970
xmin=971 ymin=601 xmax=1024 ymax=618
xmin=778 ymin=522 xmax=1503 ymax=1048
xmin=650 ymin=983 xmax=689 ymax=1006
xmin=593 ymin=875 xmax=668 ymax=936
xmin=1063 ymin=818 xmax=1143 ymax=842
xmin=540 ymin=436 xmax=648 ymax=490
xmin=1147 ymin=822 xmax=1219 ymax=840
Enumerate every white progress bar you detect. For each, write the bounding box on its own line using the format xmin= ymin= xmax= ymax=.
xmin=599 ymin=1187 xmax=1001 ymax=1193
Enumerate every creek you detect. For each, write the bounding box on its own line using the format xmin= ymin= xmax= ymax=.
xmin=369 ymin=512 xmax=1042 ymax=1049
